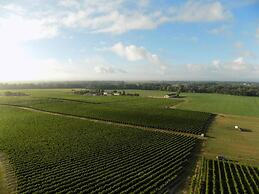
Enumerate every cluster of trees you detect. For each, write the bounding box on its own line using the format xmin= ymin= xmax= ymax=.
xmin=1 ymin=81 xmax=259 ymax=97
xmin=176 ymin=83 xmax=259 ymax=97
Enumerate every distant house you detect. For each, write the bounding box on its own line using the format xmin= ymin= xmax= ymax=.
xmin=113 ymin=92 xmax=121 ymax=96
xmin=164 ymin=92 xmax=179 ymax=98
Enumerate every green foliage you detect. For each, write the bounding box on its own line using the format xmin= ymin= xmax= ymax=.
xmin=190 ymin=158 xmax=259 ymax=194
xmin=0 ymin=106 xmax=198 ymax=193
xmin=0 ymin=90 xmax=213 ymax=135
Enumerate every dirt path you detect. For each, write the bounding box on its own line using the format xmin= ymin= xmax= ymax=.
xmin=0 ymin=154 xmax=17 ymax=194
xmin=0 ymin=103 xmax=204 ymax=139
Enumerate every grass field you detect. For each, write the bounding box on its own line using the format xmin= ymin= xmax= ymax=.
xmin=189 ymin=114 xmax=259 ymax=194
xmin=0 ymin=106 xmax=198 ymax=193
xmin=181 ymin=93 xmax=259 ymax=193
xmin=117 ymin=90 xmax=259 ymax=117
xmin=202 ymin=115 xmax=259 ymax=166
xmin=176 ymin=93 xmax=259 ymax=117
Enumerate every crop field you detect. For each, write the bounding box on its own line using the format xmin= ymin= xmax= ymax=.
xmin=190 ymin=158 xmax=259 ymax=194
xmin=1 ymin=89 xmax=259 ymax=193
xmin=0 ymin=106 xmax=198 ymax=193
xmin=0 ymin=90 xmax=213 ymax=135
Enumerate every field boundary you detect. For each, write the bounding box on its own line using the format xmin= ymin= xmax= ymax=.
xmin=0 ymin=103 xmax=205 ymax=139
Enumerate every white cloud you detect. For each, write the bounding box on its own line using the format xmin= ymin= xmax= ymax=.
xmin=0 ymin=3 xmax=59 ymax=44
xmin=169 ymin=1 xmax=231 ymax=23
xmin=0 ymin=16 xmax=58 ymax=44
xmin=188 ymin=57 xmax=253 ymax=73
xmin=0 ymin=1 xmax=232 ymax=36
xmin=110 ymin=42 xmax=167 ymax=70
xmin=228 ymin=57 xmax=248 ymax=71
xmin=0 ymin=3 xmax=25 ymax=14
xmin=211 ymin=57 xmax=250 ymax=72
xmin=184 ymin=57 xmax=259 ymax=81
xmin=93 ymin=12 xmax=158 ymax=34
xmin=0 ymin=47 xmax=71 ymax=81
xmin=212 ymin=59 xmax=221 ymax=66
xmin=214 ymin=57 xmax=257 ymax=74
xmin=212 ymin=59 xmax=222 ymax=71
xmin=82 ymin=56 xmax=126 ymax=74
xmin=61 ymin=8 xmax=159 ymax=34
xmin=61 ymin=0 xmax=231 ymax=34
xmin=58 ymin=0 xmax=81 ymax=8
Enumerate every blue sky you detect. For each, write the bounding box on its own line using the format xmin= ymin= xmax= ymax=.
xmin=0 ymin=0 xmax=258 ymax=81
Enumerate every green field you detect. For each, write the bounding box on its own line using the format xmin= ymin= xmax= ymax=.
xmin=178 ymin=93 xmax=259 ymax=193
xmin=202 ymin=115 xmax=259 ymax=166
xmin=177 ymin=93 xmax=259 ymax=117
xmin=190 ymin=158 xmax=259 ymax=194
xmin=0 ymin=106 xmax=197 ymax=193
xmin=0 ymin=89 xmax=259 ymax=193
xmin=0 ymin=90 xmax=213 ymax=135
xmin=3 ymin=89 xmax=259 ymax=119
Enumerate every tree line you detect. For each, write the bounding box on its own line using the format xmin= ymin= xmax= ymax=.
xmin=0 ymin=81 xmax=259 ymax=97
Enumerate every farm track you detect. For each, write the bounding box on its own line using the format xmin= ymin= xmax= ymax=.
xmin=0 ymin=103 xmax=204 ymax=139
xmin=0 ymin=153 xmax=17 ymax=194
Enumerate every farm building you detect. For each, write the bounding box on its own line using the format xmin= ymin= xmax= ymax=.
xmin=113 ymin=92 xmax=121 ymax=96
xmin=164 ymin=92 xmax=179 ymax=98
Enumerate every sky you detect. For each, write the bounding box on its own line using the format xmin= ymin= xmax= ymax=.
xmin=0 ymin=0 xmax=258 ymax=82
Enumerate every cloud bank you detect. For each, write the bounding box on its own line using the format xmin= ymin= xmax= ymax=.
xmin=111 ymin=42 xmax=167 ymax=70
xmin=0 ymin=0 xmax=233 ymax=38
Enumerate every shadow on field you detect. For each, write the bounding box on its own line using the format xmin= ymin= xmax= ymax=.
xmin=240 ymin=128 xmax=253 ymax=132
xmin=176 ymin=96 xmax=187 ymax=99
xmin=206 ymin=135 xmax=215 ymax=139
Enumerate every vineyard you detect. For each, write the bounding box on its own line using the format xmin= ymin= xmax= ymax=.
xmin=2 ymin=89 xmax=258 ymax=193
xmin=0 ymin=92 xmax=214 ymax=135
xmin=0 ymin=106 xmax=199 ymax=193
xmin=190 ymin=158 xmax=259 ymax=194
